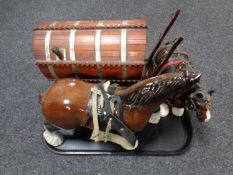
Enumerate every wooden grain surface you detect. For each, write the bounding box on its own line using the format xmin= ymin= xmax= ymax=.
xmin=33 ymin=19 xmax=147 ymax=80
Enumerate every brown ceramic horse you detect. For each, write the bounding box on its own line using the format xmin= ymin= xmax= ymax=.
xmin=40 ymin=68 xmax=201 ymax=149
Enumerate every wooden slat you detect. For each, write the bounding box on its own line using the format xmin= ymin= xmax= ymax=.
xmin=75 ymin=30 xmax=95 ymax=43
xmin=127 ymin=39 xmax=146 ymax=45
xmin=100 ymin=56 xmax=121 ymax=61
xmin=49 ymin=30 xmax=71 ymax=40
xmin=127 ymin=51 xmax=146 ymax=61
xmin=100 ymin=50 xmax=121 ymax=61
xmin=50 ymin=30 xmax=70 ymax=61
xmin=74 ymin=45 xmax=95 ymax=51
xmin=34 ymin=55 xmax=45 ymax=60
xmin=75 ymin=31 xmax=95 ymax=60
xmin=101 ymin=51 xmax=121 ymax=57
xmin=76 ymin=51 xmax=95 ymax=61
xmin=33 ymin=39 xmax=46 ymax=46
xmin=127 ymin=44 xmax=146 ymax=51
xmin=127 ymin=29 xmax=147 ymax=40
xmin=100 ymin=29 xmax=123 ymax=35
xmin=33 ymin=40 xmax=45 ymax=56
xmin=33 ymin=31 xmax=47 ymax=39
xmin=101 ymin=44 xmax=120 ymax=51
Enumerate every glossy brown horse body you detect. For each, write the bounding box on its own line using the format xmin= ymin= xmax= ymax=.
xmin=40 ymin=70 xmax=200 ymax=133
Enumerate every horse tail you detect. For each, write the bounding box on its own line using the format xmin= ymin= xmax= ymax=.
xmin=38 ymin=92 xmax=46 ymax=104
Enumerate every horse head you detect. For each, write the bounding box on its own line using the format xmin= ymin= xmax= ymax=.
xmin=186 ymin=89 xmax=214 ymax=122
xmin=145 ymin=40 xmax=214 ymax=123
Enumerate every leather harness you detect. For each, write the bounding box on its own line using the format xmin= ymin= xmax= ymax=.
xmin=87 ymin=82 xmax=138 ymax=150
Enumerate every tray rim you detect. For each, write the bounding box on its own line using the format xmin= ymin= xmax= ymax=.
xmin=43 ymin=111 xmax=193 ymax=156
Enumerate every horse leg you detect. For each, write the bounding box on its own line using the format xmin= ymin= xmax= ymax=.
xmin=169 ymin=99 xmax=185 ymax=117
xmin=160 ymin=103 xmax=169 ymax=117
xmin=148 ymin=110 xmax=161 ymax=124
xmin=171 ymin=106 xmax=184 ymax=117
xmin=43 ymin=122 xmax=64 ymax=147
xmin=149 ymin=103 xmax=169 ymax=124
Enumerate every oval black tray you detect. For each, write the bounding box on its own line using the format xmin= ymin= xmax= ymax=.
xmin=44 ymin=110 xmax=193 ymax=155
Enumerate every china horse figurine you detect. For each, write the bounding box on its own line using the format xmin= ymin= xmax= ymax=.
xmin=40 ymin=68 xmax=201 ymax=150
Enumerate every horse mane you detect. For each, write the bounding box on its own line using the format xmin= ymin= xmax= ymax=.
xmin=115 ymin=71 xmax=200 ymax=106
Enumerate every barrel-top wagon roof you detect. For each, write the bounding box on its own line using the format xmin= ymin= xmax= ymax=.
xmin=33 ymin=19 xmax=148 ymax=81
xmin=33 ymin=19 xmax=147 ymax=30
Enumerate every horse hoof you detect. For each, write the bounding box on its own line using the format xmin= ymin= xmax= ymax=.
xmin=204 ymin=110 xmax=211 ymax=122
xmin=160 ymin=103 xmax=169 ymax=117
xmin=149 ymin=111 xmax=161 ymax=124
xmin=172 ymin=107 xmax=184 ymax=117
xmin=43 ymin=130 xmax=64 ymax=147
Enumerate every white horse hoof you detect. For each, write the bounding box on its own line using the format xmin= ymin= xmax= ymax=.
xmin=43 ymin=130 xmax=64 ymax=147
xmin=160 ymin=103 xmax=169 ymax=117
xmin=172 ymin=107 xmax=184 ymax=117
xmin=149 ymin=111 xmax=161 ymax=124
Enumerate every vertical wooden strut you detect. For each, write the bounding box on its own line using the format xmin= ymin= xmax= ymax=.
xmin=96 ymin=21 xmax=104 ymax=79
xmin=121 ymin=20 xmax=128 ymax=80
xmin=69 ymin=21 xmax=80 ymax=73
xmin=142 ymin=9 xmax=180 ymax=79
xmin=45 ymin=29 xmax=58 ymax=80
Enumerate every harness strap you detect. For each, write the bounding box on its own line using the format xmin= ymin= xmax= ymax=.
xmin=111 ymin=95 xmax=123 ymax=121
xmin=161 ymin=60 xmax=190 ymax=70
xmin=91 ymin=130 xmax=138 ymax=150
xmin=107 ymin=83 xmax=119 ymax=95
xmin=90 ymin=82 xmax=138 ymax=150
xmin=104 ymin=118 xmax=112 ymax=142
xmin=90 ymin=86 xmax=100 ymax=142
xmin=90 ymin=114 xmax=138 ymax=150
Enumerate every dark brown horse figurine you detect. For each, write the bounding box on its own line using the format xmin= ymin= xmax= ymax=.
xmin=40 ymin=69 xmax=200 ymax=149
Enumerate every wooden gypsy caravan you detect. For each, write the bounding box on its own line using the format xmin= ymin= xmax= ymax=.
xmin=33 ymin=19 xmax=147 ymax=82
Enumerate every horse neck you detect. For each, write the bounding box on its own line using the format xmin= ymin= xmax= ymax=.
xmin=127 ymin=100 xmax=161 ymax=117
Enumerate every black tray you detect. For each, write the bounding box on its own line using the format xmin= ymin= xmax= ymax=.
xmin=44 ymin=110 xmax=193 ymax=155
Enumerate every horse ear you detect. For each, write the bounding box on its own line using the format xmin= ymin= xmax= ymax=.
xmin=208 ymin=90 xmax=215 ymax=96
